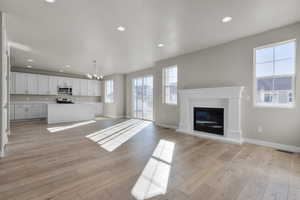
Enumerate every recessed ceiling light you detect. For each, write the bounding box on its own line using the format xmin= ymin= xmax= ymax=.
xmin=117 ymin=26 xmax=126 ymax=32
xmin=27 ymin=59 xmax=34 ymax=62
xmin=158 ymin=43 xmax=164 ymax=48
xmin=65 ymin=65 xmax=71 ymax=68
xmin=222 ymin=16 xmax=233 ymax=23
xmin=45 ymin=0 xmax=56 ymax=3
xmin=27 ymin=65 xmax=32 ymax=68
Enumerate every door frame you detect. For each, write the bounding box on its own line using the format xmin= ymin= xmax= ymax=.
xmin=131 ymin=75 xmax=154 ymax=121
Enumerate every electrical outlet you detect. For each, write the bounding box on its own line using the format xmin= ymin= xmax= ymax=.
xmin=258 ymin=126 xmax=263 ymax=133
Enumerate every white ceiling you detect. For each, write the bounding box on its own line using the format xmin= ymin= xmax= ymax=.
xmin=1 ymin=0 xmax=300 ymax=76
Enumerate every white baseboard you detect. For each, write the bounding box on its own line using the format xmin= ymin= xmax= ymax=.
xmin=155 ymin=123 xmax=178 ymax=130
xmin=177 ymin=128 xmax=244 ymax=145
xmin=244 ymin=138 xmax=300 ymax=153
xmin=103 ymin=115 xmax=125 ymax=119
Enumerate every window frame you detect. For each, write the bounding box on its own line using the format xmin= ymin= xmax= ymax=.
xmin=162 ymin=65 xmax=178 ymax=105
xmin=104 ymin=79 xmax=114 ymax=104
xmin=253 ymin=39 xmax=297 ymax=108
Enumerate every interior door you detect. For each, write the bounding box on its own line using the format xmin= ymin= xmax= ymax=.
xmin=132 ymin=76 xmax=153 ymax=121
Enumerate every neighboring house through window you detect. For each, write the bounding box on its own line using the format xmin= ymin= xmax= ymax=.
xmin=254 ymin=40 xmax=296 ymax=107
xmin=163 ymin=66 xmax=178 ymax=105
xmin=105 ymin=79 xmax=114 ymax=103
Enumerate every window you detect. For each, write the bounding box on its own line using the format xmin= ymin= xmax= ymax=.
xmin=254 ymin=40 xmax=296 ymax=107
xmin=105 ymin=80 xmax=114 ymax=103
xmin=163 ymin=66 xmax=178 ymax=105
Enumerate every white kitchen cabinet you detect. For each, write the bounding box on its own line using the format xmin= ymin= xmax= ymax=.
xmin=10 ymin=104 xmax=15 ymax=120
xmin=28 ymin=104 xmax=44 ymax=119
xmin=12 ymin=72 xmax=101 ymax=97
xmin=94 ymin=103 xmax=103 ymax=115
xmin=66 ymin=78 xmax=73 ymax=87
xmin=14 ymin=104 xmax=29 ymax=120
xmin=58 ymin=77 xmax=72 ymax=88
xmin=10 ymin=72 xmax=16 ymax=94
xmin=38 ymin=75 xmax=50 ymax=95
xmin=49 ymin=76 xmax=58 ymax=95
xmin=41 ymin=104 xmax=47 ymax=118
xmin=72 ymin=78 xmax=81 ymax=96
xmin=15 ymin=72 xmax=27 ymax=94
xmin=14 ymin=104 xmax=46 ymax=120
xmin=57 ymin=77 xmax=64 ymax=88
xmin=87 ymin=80 xmax=95 ymax=96
xmin=80 ymin=79 xmax=88 ymax=96
xmin=95 ymin=80 xmax=101 ymax=96
xmin=27 ymin=74 xmax=38 ymax=94
xmin=15 ymin=72 xmax=38 ymax=95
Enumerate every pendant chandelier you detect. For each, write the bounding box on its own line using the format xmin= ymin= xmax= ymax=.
xmin=86 ymin=60 xmax=103 ymax=80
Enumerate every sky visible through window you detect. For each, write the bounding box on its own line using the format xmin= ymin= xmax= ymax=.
xmin=256 ymin=42 xmax=295 ymax=77
xmin=255 ymin=40 xmax=296 ymax=106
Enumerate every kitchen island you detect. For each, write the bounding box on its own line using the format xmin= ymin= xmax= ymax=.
xmin=47 ymin=104 xmax=95 ymax=124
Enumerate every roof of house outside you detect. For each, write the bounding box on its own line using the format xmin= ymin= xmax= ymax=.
xmin=257 ymin=77 xmax=292 ymax=91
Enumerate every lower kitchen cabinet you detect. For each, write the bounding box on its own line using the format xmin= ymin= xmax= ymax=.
xmin=10 ymin=104 xmax=15 ymax=120
xmin=13 ymin=104 xmax=47 ymax=120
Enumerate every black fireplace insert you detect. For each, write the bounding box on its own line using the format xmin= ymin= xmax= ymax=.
xmin=194 ymin=107 xmax=224 ymax=135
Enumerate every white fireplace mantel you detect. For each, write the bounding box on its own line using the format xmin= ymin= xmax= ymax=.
xmin=176 ymin=86 xmax=244 ymax=144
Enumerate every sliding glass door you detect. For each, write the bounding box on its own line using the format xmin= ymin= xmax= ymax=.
xmin=132 ymin=76 xmax=153 ymax=121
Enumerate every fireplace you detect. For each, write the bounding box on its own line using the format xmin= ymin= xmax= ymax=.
xmin=194 ymin=107 xmax=224 ymax=135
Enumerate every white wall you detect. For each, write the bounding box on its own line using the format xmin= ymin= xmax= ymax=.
xmin=102 ymin=74 xmax=126 ymax=118
xmin=126 ymin=22 xmax=300 ymax=147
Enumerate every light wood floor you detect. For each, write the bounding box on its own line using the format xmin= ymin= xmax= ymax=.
xmin=0 ymin=119 xmax=300 ymax=200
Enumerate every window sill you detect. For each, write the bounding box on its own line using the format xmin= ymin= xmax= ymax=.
xmin=164 ymin=103 xmax=178 ymax=106
xmin=254 ymin=103 xmax=295 ymax=109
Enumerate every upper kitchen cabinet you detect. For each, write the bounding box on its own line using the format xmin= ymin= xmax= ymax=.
xmin=15 ymin=72 xmax=27 ymax=94
xmin=27 ymin=74 xmax=38 ymax=94
xmin=57 ymin=77 xmax=72 ymax=88
xmin=38 ymin=75 xmax=49 ymax=95
xmin=49 ymin=76 xmax=58 ymax=95
xmin=11 ymin=72 xmax=101 ymax=97
xmin=94 ymin=80 xmax=101 ymax=96
xmin=87 ymin=80 xmax=95 ymax=96
xmin=72 ymin=78 xmax=81 ymax=96
xmin=80 ymin=79 xmax=88 ymax=96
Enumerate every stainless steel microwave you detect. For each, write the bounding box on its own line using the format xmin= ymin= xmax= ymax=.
xmin=57 ymin=87 xmax=72 ymax=95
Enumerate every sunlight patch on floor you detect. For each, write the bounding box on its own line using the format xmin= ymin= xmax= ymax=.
xmin=86 ymin=119 xmax=139 ymax=141
xmin=86 ymin=119 xmax=151 ymax=152
xmin=47 ymin=120 xmax=96 ymax=133
xmin=131 ymin=139 xmax=175 ymax=200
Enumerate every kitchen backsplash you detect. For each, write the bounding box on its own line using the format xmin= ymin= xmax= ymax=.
xmin=11 ymin=95 xmax=101 ymax=103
